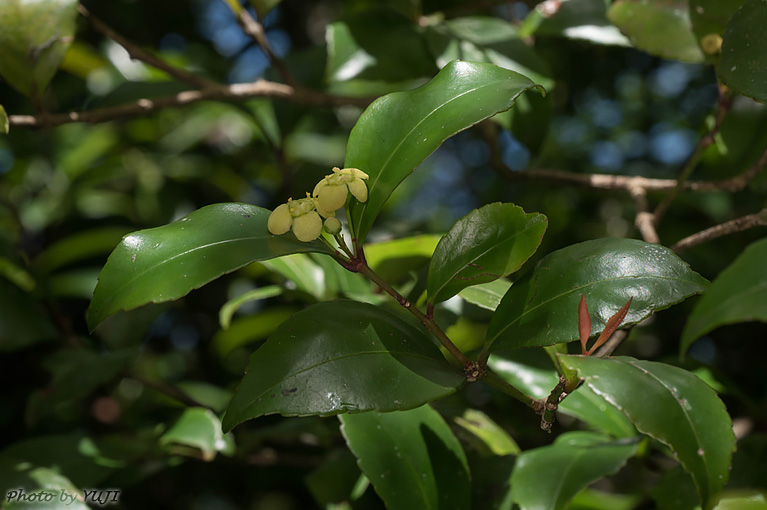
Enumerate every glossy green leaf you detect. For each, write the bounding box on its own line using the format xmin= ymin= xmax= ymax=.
xmin=714 ymin=491 xmax=767 ymax=510
xmin=485 ymin=238 xmax=708 ymax=353
xmin=88 ymin=203 xmax=333 ymax=331
xmin=346 ymin=61 xmax=544 ymax=246
xmin=718 ymin=0 xmax=767 ymax=103
xmin=427 ymin=203 xmax=547 ymax=304
xmin=222 ymin=300 xmax=464 ymax=431
xmin=426 ymin=16 xmax=554 ymax=90
xmin=489 ymin=350 xmax=635 ymax=438
xmin=681 ymin=237 xmax=767 ymax=354
xmin=608 ymin=0 xmax=705 ymax=63
xmin=453 ymin=409 xmax=520 ymax=456
xmin=0 ymin=0 xmax=79 ymax=96
xmin=560 ymin=355 xmax=735 ymax=510
xmin=219 ymin=285 xmax=283 ymax=330
xmin=458 ymin=279 xmax=511 ymax=311
xmin=3 ymin=467 xmax=89 ymax=510
xmin=0 ymin=104 xmax=7 ymax=134
xmin=509 ymin=431 xmax=639 ymax=510
xmin=340 ymin=405 xmax=470 ymax=510
xmin=160 ymin=407 xmax=233 ymax=461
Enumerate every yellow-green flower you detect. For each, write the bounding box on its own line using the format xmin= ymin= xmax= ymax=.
xmin=312 ymin=167 xmax=370 ymax=212
xmin=267 ymin=195 xmax=331 ymax=242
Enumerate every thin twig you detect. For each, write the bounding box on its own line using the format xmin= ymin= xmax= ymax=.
xmin=654 ymin=90 xmax=733 ymax=225
xmin=221 ymin=0 xmax=296 ymax=86
xmin=8 ymin=81 xmax=372 ymax=128
xmin=672 ymin=208 xmax=767 ymax=253
xmin=593 ymin=329 xmax=629 ymax=358
xmin=79 ymin=5 xmax=217 ymax=90
xmin=628 ymin=185 xmax=660 ymax=244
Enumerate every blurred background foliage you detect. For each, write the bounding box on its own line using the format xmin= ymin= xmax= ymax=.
xmin=1 ymin=0 xmax=766 ymax=508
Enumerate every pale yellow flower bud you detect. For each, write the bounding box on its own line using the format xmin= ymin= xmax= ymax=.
xmin=323 ymin=216 xmax=342 ymax=235
xmin=312 ymin=167 xmax=370 ymax=214
xmin=267 ymin=203 xmax=291 ymax=235
xmin=267 ymin=196 xmax=324 ymax=242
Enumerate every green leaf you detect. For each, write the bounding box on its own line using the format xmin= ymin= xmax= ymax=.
xmin=0 ymin=104 xmax=8 ymax=134
xmin=3 ymin=467 xmax=89 ymax=510
xmin=453 ymin=409 xmax=520 ymax=456
xmin=365 ymin=234 xmax=443 ymax=283
xmin=305 ymin=450 xmax=365 ymax=508
xmin=681 ymin=237 xmax=767 ymax=355
xmin=559 ymin=355 xmax=736 ymax=510
xmin=489 ymin=350 xmax=635 ymax=438
xmin=219 ymin=285 xmax=283 ymax=330
xmin=0 ymin=0 xmax=79 ymax=97
xmin=608 ymin=0 xmax=705 ymax=63
xmin=485 ymin=238 xmax=708 ymax=353
xmin=714 ymin=491 xmax=767 ymax=510
xmin=458 ymin=279 xmax=511 ymax=311
xmin=262 ymin=254 xmax=328 ymax=299
xmin=88 ymin=203 xmax=333 ymax=331
xmin=509 ymin=431 xmax=639 ymax=510
xmin=346 ymin=60 xmax=544 ymax=246
xmin=212 ymin=307 xmax=298 ymax=359
xmin=34 ymin=226 xmax=131 ymax=273
xmin=340 ymin=405 xmax=470 ymax=510
xmin=175 ymin=381 xmax=233 ymax=413
xmin=326 ymin=8 xmax=437 ymax=85
xmin=160 ymin=407 xmax=233 ymax=461
xmin=427 ymin=203 xmax=547 ymax=304
xmin=0 ymin=280 xmax=55 ymax=352
xmin=425 ymin=16 xmax=555 ymax=90
xmin=718 ymin=0 xmax=767 ymax=103
xmin=222 ymin=300 xmax=464 ymax=431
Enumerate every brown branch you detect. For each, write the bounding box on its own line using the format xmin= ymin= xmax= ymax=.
xmin=671 ymin=208 xmax=767 ymax=253
xmin=79 ymin=5 xmax=217 ymax=90
xmin=628 ymin=185 xmax=660 ymax=244
xmin=221 ymin=0 xmax=296 ymax=86
xmin=593 ymin=329 xmax=629 ymax=358
xmin=8 ymin=81 xmax=372 ymax=128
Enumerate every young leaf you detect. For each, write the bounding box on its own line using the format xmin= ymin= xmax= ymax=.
xmin=88 ymin=203 xmax=334 ymax=331
xmin=485 ymin=238 xmax=708 ymax=353
xmin=608 ymin=0 xmax=705 ymax=63
xmin=681 ymin=237 xmax=767 ymax=355
xmin=427 ymin=203 xmax=547 ymax=305
xmin=0 ymin=104 xmax=8 ymax=134
xmin=0 ymin=0 xmax=79 ymax=97
xmin=559 ymin=355 xmax=736 ymax=510
xmin=509 ymin=432 xmax=639 ymax=510
xmin=718 ymin=0 xmax=767 ymax=103
xmin=222 ymin=300 xmax=464 ymax=432
xmin=345 ymin=60 xmax=544 ymax=246
xmin=340 ymin=405 xmax=470 ymax=510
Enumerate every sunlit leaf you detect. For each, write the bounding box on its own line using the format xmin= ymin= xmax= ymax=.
xmin=88 ymin=203 xmax=334 ymax=330
xmin=346 ymin=60 xmax=544 ymax=246
xmin=608 ymin=0 xmax=705 ymax=62
xmin=458 ymin=279 xmax=511 ymax=311
xmin=340 ymin=405 xmax=470 ymax=510
xmin=427 ymin=203 xmax=547 ymax=304
xmin=0 ymin=0 xmax=79 ymax=96
xmin=454 ymin=409 xmax=520 ymax=456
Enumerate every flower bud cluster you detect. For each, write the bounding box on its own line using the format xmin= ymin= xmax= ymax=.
xmin=267 ymin=167 xmax=369 ymax=242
